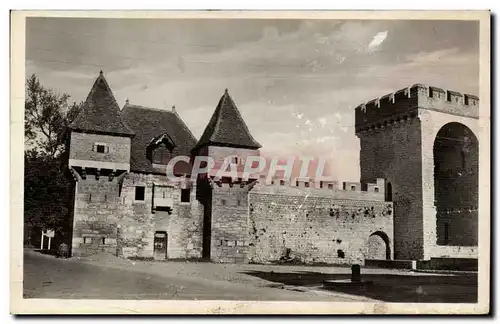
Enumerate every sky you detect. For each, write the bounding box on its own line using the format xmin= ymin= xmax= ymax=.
xmin=25 ymin=18 xmax=479 ymax=181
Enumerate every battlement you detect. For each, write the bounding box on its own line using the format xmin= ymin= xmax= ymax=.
xmin=354 ymin=84 xmax=479 ymax=133
xmin=252 ymin=178 xmax=387 ymax=201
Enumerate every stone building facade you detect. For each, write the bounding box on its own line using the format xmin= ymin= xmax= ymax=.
xmin=66 ymin=72 xmax=479 ymax=265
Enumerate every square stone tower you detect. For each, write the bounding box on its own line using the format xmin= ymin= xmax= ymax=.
xmin=192 ymin=89 xmax=261 ymax=263
xmin=355 ymin=84 xmax=479 ymax=261
xmin=67 ymin=71 xmax=135 ymax=256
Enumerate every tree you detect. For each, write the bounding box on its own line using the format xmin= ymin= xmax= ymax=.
xmin=24 ymin=152 xmax=71 ymax=233
xmin=24 ymin=74 xmax=82 ymax=246
xmin=24 ymin=74 xmax=81 ymax=158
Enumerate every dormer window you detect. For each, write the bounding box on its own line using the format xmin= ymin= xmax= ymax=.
xmin=152 ymin=145 xmax=172 ymax=165
xmin=93 ymin=143 xmax=109 ymax=153
xmin=147 ymin=133 xmax=176 ymax=165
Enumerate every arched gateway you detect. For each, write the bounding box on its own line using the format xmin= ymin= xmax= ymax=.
xmin=433 ymin=122 xmax=478 ymax=246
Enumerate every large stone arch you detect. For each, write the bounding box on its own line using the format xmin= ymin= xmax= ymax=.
xmin=366 ymin=231 xmax=391 ymax=260
xmin=433 ymin=122 xmax=478 ymax=246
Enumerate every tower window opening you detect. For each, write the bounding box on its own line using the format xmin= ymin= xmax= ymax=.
xmin=181 ymin=188 xmax=190 ymax=203
xmin=385 ymin=182 xmax=393 ymax=202
xmin=135 ymin=186 xmax=145 ymax=201
xmin=444 ymin=222 xmax=450 ymax=245
xmin=94 ymin=143 xmax=108 ymax=153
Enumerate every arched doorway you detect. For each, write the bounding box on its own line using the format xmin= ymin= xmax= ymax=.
xmin=433 ymin=122 xmax=478 ymax=246
xmin=366 ymin=231 xmax=391 ymax=260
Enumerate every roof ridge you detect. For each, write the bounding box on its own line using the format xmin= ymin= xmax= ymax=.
xmin=171 ymin=109 xmax=198 ymax=143
xmin=124 ymin=103 xmax=175 ymax=113
xmin=210 ymin=90 xmax=228 ymax=142
xmin=123 ymin=102 xmax=198 ymax=142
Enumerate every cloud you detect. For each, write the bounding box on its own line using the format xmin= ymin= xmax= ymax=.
xmin=368 ymin=31 xmax=388 ymax=51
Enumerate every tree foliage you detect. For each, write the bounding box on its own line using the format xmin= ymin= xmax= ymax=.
xmin=25 ymin=74 xmax=81 ymax=158
xmin=24 ymin=74 xmax=82 ymax=242
xmin=24 ymin=152 xmax=72 ymax=233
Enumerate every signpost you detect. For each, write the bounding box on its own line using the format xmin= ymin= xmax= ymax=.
xmin=41 ymin=230 xmax=55 ymax=250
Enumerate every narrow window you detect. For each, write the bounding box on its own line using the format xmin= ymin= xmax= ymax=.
xmin=181 ymin=188 xmax=190 ymax=203
xmin=280 ymin=180 xmax=285 ymax=186
xmin=319 ymin=181 xmax=323 ymax=189
xmin=305 ymin=182 xmax=310 ymax=188
xmin=102 ymin=237 xmax=106 ymax=245
xmin=221 ymin=199 xmax=226 ymax=206
xmin=135 ymin=186 xmax=145 ymax=201
xmin=296 ymin=180 xmax=299 ymax=186
xmin=444 ymin=222 xmax=450 ymax=245
xmin=460 ymin=150 xmax=466 ymax=169
xmin=386 ymin=182 xmax=393 ymax=202
xmin=237 ymin=200 xmax=241 ymax=206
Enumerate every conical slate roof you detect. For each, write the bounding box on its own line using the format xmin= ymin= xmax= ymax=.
xmin=69 ymin=71 xmax=135 ymax=137
xmin=192 ymin=89 xmax=261 ymax=152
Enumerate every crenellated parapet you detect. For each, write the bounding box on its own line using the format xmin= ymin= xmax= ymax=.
xmin=354 ymin=84 xmax=479 ymax=134
xmin=253 ymin=178 xmax=387 ymax=201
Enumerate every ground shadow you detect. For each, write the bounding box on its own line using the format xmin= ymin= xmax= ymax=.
xmin=34 ymin=249 xmax=58 ymax=256
xmin=243 ymin=270 xmax=478 ymax=303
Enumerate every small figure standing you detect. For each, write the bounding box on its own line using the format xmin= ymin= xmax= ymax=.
xmin=58 ymin=242 xmax=69 ymax=259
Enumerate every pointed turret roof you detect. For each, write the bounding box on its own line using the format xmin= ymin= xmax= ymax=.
xmin=192 ymin=89 xmax=261 ymax=152
xmin=69 ymin=71 xmax=135 ymax=137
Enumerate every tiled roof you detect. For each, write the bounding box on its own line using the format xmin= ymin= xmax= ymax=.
xmin=121 ymin=104 xmax=197 ymax=173
xmin=69 ymin=71 xmax=135 ymax=137
xmin=192 ymin=89 xmax=261 ymax=153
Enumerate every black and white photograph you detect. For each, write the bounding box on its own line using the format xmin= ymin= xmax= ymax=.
xmin=10 ymin=10 xmax=491 ymax=314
